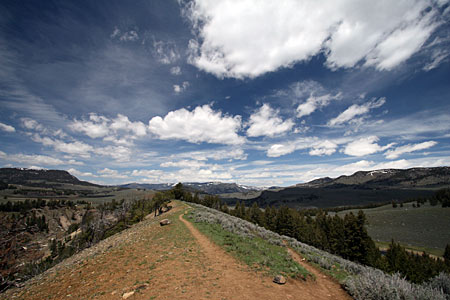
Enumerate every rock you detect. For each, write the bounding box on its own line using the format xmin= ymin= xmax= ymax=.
xmin=160 ymin=219 xmax=171 ymax=226
xmin=273 ymin=275 xmax=286 ymax=285
xmin=122 ymin=291 xmax=134 ymax=299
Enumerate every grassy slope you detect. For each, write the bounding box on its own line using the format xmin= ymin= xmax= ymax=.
xmin=336 ymin=202 xmax=450 ymax=254
xmin=185 ymin=211 xmax=311 ymax=280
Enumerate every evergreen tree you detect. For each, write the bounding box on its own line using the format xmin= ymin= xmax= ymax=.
xmin=444 ymin=244 xmax=450 ymax=266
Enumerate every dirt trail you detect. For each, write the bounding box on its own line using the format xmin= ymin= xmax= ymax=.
xmin=3 ymin=202 xmax=352 ymax=300
xmin=179 ymin=212 xmax=352 ymax=300
xmin=285 ymin=246 xmax=352 ymax=299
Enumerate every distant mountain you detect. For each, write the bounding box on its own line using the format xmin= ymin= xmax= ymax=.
xmin=301 ymin=167 xmax=450 ymax=189
xmin=0 ymin=168 xmax=99 ymax=187
xmin=120 ymin=182 xmax=262 ymax=194
xmin=230 ymin=167 xmax=450 ymax=209
xmin=120 ymin=183 xmax=175 ymax=190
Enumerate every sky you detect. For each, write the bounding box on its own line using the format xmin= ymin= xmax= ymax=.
xmin=0 ymin=0 xmax=450 ymax=187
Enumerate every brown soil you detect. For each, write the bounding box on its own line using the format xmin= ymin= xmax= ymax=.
xmin=4 ymin=202 xmax=352 ymax=300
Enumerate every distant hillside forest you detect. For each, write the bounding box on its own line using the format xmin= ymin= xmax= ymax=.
xmin=173 ymin=183 xmax=450 ymax=284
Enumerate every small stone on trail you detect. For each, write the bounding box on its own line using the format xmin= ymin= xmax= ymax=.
xmin=160 ymin=219 xmax=171 ymax=226
xmin=273 ymin=275 xmax=286 ymax=285
xmin=122 ymin=291 xmax=135 ymax=299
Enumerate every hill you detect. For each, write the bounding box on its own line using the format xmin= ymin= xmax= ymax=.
xmin=226 ymin=167 xmax=450 ymax=208
xmin=0 ymin=168 xmax=100 ymax=188
xmin=2 ymin=201 xmax=352 ymax=300
xmin=121 ymin=181 xmax=261 ymax=194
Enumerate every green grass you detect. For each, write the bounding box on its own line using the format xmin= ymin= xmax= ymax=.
xmin=336 ymin=202 xmax=450 ymax=253
xmin=186 ymin=212 xmax=310 ymax=280
xmin=375 ymin=241 xmax=444 ymax=257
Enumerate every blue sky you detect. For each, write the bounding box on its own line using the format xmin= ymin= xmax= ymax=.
xmin=1 ymin=0 xmax=450 ymax=186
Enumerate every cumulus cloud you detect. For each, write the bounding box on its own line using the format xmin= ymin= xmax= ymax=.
xmin=94 ymin=145 xmax=132 ymax=162
xmin=21 ymin=118 xmax=46 ymax=132
xmin=173 ymin=81 xmax=190 ymax=94
xmin=32 ymin=134 xmax=94 ymax=158
xmin=309 ymin=140 xmax=337 ymax=156
xmin=183 ymin=0 xmax=443 ymax=78
xmin=343 ymin=136 xmax=394 ymax=157
xmin=70 ymin=114 xmax=109 ymax=138
xmin=70 ymin=113 xmax=147 ymax=140
xmin=297 ymin=93 xmax=341 ymax=118
xmin=148 ymin=105 xmax=244 ymax=145
xmin=328 ymin=97 xmax=385 ymax=126
xmin=0 ymin=122 xmax=15 ymax=132
xmin=0 ymin=150 xmax=81 ymax=166
xmin=266 ymin=137 xmax=340 ymax=157
xmin=246 ymin=104 xmax=294 ymax=137
xmin=384 ymin=141 xmax=437 ymax=159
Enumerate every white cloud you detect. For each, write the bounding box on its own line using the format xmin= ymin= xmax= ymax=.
xmin=328 ymin=97 xmax=385 ymax=126
xmin=297 ymin=93 xmax=341 ymax=118
xmin=343 ymin=136 xmax=394 ymax=157
xmin=160 ymin=159 xmax=207 ymax=169
xmin=170 ymin=66 xmax=182 ymax=75
xmin=97 ymin=168 xmax=129 ymax=179
xmin=172 ymin=148 xmax=247 ymax=161
xmin=67 ymin=168 xmax=96 ymax=177
xmin=267 ymin=143 xmax=297 ymax=158
xmin=309 ymin=140 xmax=337 ymax=156
xmin=246 ymin=104 xmax=294 ymax=137
xmin=0 ymin=122 xmax=15 ymax=132
xmin=0 ymin=150 xmax=81 ymax=166
xmin=32 ymin=134 xmax=94 ymax=158
xmin=111 ymin=27 xmax=139 ymax=42
xmin=70 ymin=114 xmax=109 ymax=138
xmin=21 ymin=118 xmax=46 ymax=132
xmin=184 ymin=0 xmax=443 ymax=78
xmin=70 ymin=113 xmax=147 ymax=140
xmin=109 ymin=114 xmax=147 ymax=137
xmin=384 ymin=141 xmax=437 ymax=159
xmin=95 ymin=145 xmax=132 ymax=162
xmin=148 ymin=104 xmax=244 ymax=145
xmin=173 ymin=81 xmax=190 ymax=94
xmin=153 ymin=40 xmax=180 ymax=64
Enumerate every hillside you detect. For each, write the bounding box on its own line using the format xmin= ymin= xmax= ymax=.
xmin=3 ymin=201 xmax=351 ymax=300
xmin=230 ymin=167 xmax=450 ymax=208
xmin=0 ymin=168 xmax=99 ymax=188
xmin=121 ymin=182 xmax=261 ymax=194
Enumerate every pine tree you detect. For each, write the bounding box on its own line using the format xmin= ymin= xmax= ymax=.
xmin=444 ymin=244 xmax=450 ymax=266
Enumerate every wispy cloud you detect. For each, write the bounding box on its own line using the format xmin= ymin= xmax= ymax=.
xmin=385 ymin=141 xmax=437 ymax=159
xmin=328 ymin=97 xmax=385 ymax=126
xmin=0 ymin=150 xmax=82 ymax=166
xmin=0 ymin=122 xmax=15 ymax=133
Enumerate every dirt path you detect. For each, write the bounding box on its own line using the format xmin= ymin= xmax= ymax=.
xmin=179 ymin=212 xmax=352 ymax=300
xmin=4 ymin=202 xmax=352 ymax=300
xmin=286 ymin=247 xmax=352 ymax=299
